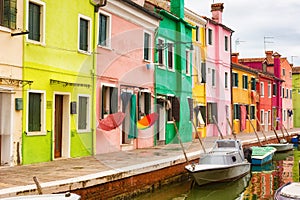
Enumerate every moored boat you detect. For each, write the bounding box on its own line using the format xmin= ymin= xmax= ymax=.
xmin=1 ymin=192 xmax=81 ymax=200
xmin=274 ymin=182 xmax=300 ymax=200
xmin=251 ymin=146 xmax=277 ymax=165
xmin=185 ymin=139 xmax=251 ymax=186
xmin=264 ymin=143 xmax=294 ymax=152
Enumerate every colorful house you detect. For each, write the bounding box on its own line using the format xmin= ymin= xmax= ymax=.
xmin=22 ymin=0 xmax=98 ymax=164
xmin=185 ymin=8 xmax=207 ymax=138
xmin=96 ymin=0 xmax=161 ymax=154
xmin=145 ymin=0 xmax=194 ymax=144
xmin=0 ymin=0 xmax=24 ymax=166
xmin=280 ymin=57 xmax=293 ymax=129
xmin=231 ymin=53 xmax=258 ymax=133
xmin=203 ymin=3 xmax=233 ymax=137
xmin=292 ymin=67 xmax=300 ymax=127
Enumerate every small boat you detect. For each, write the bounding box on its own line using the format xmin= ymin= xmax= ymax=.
xmin=274 ymin=182 xmax=300 ymax=200
xmin=251 ymin=146 xmax=277 ymax=165
xmin=1 ymin=192 xmax=81 ymax=200
xmin=264 ymin=143 xmax=294 ymax=152
xmin=185 ymin=139 xmax=251 ymax=186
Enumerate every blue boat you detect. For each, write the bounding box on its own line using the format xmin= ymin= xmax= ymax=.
xmin=251 ymin=146 xmax=277 ymax=165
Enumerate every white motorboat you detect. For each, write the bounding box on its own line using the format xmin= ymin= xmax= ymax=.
xmin=1 ymin=192 xmax=81 ymax=200
xmin=274 ymin=182 xmax=300 ymax=200
xmin=185 ymin=139 xmax=251 ymax=186
xmin=264 ymin=143 xmax=294 ymax=152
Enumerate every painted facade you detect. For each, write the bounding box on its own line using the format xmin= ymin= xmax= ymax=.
xmin=22 ymin=0 xmax=96 ymax=164
xmin=231 ymin=53 xmax=258 ymax=134
xmin=185 ymin=8 xmax=207 ymax=138
xmin=96 ymin=0 xmax=161 ymax=154
xmin=292 ymin=67 xmax=300 ymax=127
xmin=280 ymin=57 xmax=293 ymax=129
xmin=203 ymin=3 xmax=233 ymax=137
xmin=145 ymin=0 xmax=193 ymax=144
xmin=0 ymin=0 xmax=24 ymax=166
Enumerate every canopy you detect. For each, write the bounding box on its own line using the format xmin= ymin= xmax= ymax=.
xmin=137 ymin=113 xmax=158 ymax=130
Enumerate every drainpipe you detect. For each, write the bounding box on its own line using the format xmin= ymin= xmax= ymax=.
xmin=89 ymin=0 xmax=107 ymax=155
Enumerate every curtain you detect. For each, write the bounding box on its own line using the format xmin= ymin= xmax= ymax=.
xmin=129 ymin=95 xmax=137 ymax=139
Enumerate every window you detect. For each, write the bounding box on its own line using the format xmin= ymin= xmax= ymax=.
xmin=283 ymin=110 xmax=286 ymax=122
xmin=282 ymin=68 xmax=285 ymax=76
xmin=233 ymin=104 xmax=240 ymax=120
xmin=268 ymin=110 xmax=271 ymax=125
xmin=28 ymin=1 xmax=45 ymax=42
xmin=0 ymin=0 xmax=16 ymax=29
xmin=157 ymin=38 xmax=165 ymax=67
xmin=224 ymin=36 xmax=228 ymax=51
xmin=250 ymin=77 xmax=256 ymax=91
xmin=282 ymin=87 xmax=284 ymax=98
xmin=260 ymin=82 xmax=264 ymax=97
xmin=208 ymin=28 xmax=212 ymax=45
xmin=195 ymin=26 xmax=199 ymax=42
xmin=250 ymin=105 xmax=255 ymax=120
xmin=98 ymin=12 xmax=111 ymax=47
xmin=290 ymin=89 xmax=292 ymax=99
xmin=79 ymin=16 xmax=91 ymax=52
xmin=212 ymin=69 xmax=215 ymax=86
xmin=242 ymin=75 xmax=248 ymax=89
xmin=273 ymin=83 xmax=277 ymax=96
xmin=143 ymin=32 xmax=151 ymax=61
xmin=260 ymin=110 xmax=264 ymax=124
xmin=268 ymin=83 xmax=271 ymax=98
xmin=289 ymin=71 xmax=292 ymax=79
xmin=27 ymin=91 xmax=45 ymax=135
xmin=138 ymin=92 xmax=151 ymax=120
xmin=102 ymin=86 xmax=118 ymax=118
xmin=225 ymin=72 xmax=228 ymax=88
xmin=78 ymin=95 xmax=90 ymax=131
xmin=167 ymin=42 xmax=174 ymax=70
xmin=194 ymin=105 xmax=206 ymax=127
xmin=185 ymin=50 xmax=191 ymax=75
xmin=286 ymin=88 xmax=289 ymax=98
xmin=232 ymin=72 xmax=238 ymax=87
xmin=201 ymin=62 xmax=206 ymax=83
xmin=167 ymin=96 xmax=180 ymax=122
xmin=207 ymin=102 xmax=217 ymax=124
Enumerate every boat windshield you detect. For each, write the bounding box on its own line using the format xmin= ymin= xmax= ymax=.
xmin=216 ymin=140 xmax=236 ymax=148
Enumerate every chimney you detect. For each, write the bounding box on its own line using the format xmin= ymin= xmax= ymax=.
xmin=273 ymin=52 xmax=281 ymax=78
xmin=231 ymin=53 xmax=239 ymax=63
xmin=211 ymin=3 xmax=224 ymax=23
xmin=170 ymin=0 xmax=184 ymax=18
xmin=131 ymin=0 xmax=145 ymax=6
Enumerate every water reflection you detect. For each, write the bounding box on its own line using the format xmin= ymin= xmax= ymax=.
xmin=134 ymin=149 xmax=299 ymax=200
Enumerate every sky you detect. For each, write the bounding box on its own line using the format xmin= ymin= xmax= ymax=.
xmin=185 ymin=0 xmax=300 ymax=66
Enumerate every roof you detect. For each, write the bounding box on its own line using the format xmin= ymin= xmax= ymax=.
xmin=202 ymin=16 xmax=234 ymax=33
xmin=232 ymin=63 xmax=258 ymax=75
xmin=292 ymin=66 xmax=300 ymax=74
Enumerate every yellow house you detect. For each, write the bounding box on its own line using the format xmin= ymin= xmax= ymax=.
xmin=231 ymin=53 xmax=258 ymax=133
xmin=185 ymin=8 xmax=207 ymax=138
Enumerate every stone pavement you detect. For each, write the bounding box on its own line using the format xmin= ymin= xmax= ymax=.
xmin=0 ymin=128 xmax=299 ymax=198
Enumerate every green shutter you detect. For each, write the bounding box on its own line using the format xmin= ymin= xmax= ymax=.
xmin=99 ymin=14 xmax=107 ymax=46
xmin=144 ymin=33 xmax=150 ymax=60
xmin=110 ymin=87 xmax=118 ymax=113
xmin=144 ymin=92 xmax=150 ymax=115
xmin=80 ymin=18 xmax=88 ymax=51
xmin=172 ymin=97 xmax=180 ymax=122
xmin=78 ymin=97 xmax=87 ymax=130
xmin=28 ymin=93 xmax=41 ymax=131
xmin=28 ymin=2 xmax=40 ymax=41
xmin=8 ymin=0 xmax=16 ymax=29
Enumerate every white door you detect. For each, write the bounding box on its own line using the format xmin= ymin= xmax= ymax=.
xmin=158 ymin=103 xmax=166 ymax=142
xmin=264 ymin=112 xmax=268 ymax=132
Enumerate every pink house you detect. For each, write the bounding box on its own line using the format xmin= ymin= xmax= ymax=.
xmin=204 ymin=3 xmax=233 ymax=137
xmin=96 ymin=0 xmax=161 ymax=154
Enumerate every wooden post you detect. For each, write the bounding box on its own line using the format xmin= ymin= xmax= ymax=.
xmin=248 ymin=115 xmax=262 ymax=146
xmin=173 ymin=118 xmax=190 ymax=164
xmin=191 ymin=120 xmax=206 ymax=153
xmin=33 ymin=176 xmax=43 ymax=195
xmin=213 ymin=115 xmax=224 ymax=139
xmin=281 ymin=123 xmax=291 ymax=141
xmin=272 ymin=126 xmax=281 ymax=143
xmin=226 ymin=117 xmax=237 ymax=140
xmin=255 ymin=115 xmax=268 ymax=143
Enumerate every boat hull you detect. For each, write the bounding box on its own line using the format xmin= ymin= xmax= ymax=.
xmin=274 ymin=182 xmax=300 ymax=200
xmin=264 ymin=143 xmax=294 ymax=152
xmin=185 ymin=163 xmax=251 ymax=186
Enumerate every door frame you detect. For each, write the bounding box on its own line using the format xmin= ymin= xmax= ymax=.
xmin=52 ymin=92 xmax=70 ymax=160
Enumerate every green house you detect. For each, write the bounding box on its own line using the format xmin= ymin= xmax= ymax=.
xmin=292 ymin=67 xmax=300 ymax=127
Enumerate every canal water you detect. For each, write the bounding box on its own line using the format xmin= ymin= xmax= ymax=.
xmin=134 ymin=148 xmax=300 ymax=200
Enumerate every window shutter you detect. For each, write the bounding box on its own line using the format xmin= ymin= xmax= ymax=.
xmin=28 ymin=93 xmax=41 ymax=131
xmin=201 ymin=62 xmax=206 ymax=83
xmin=144 ymin=92 xmax=150 ymax=115
xmin=110 ymin=87 xmax=118 ymax=113
xmin=80 ymin=18 xmax=88 ymax=51
xmin=28 ymin=3 xmax=40 ymax=41
xmin=187 ymin=98 xmax=193 ymax=121
xmin=101 ymin=86 xmax=105 ymax=118
xmin=78 ymin=97 xmax=87 ymax=130
xmin=172 ymin=97 xmax=180 ymax=122
xmin=144 ymin=33 xmax=150 ymax=60
xmin=8 ymin=0 xmax=16 ymax=29
xmin=99 ymin=14 xmax=107 ymax=46
xmin=212 ymin=103 xmax=217 ymax=123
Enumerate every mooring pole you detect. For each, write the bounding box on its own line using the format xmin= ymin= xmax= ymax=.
xmin=248 ymin=115 xmax=262 ymax=146
xmin=173 ymin=118 xmax=190 ymax=164
xmin=213 ymin=115 xmax=224 ymax=139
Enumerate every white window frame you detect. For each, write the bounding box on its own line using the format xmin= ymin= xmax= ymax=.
xmin=26 ymin=0 xmax=46 ymax=45
xmin=232 ymin=72 xmax=238 ymax=88
xmin=268 ymin=83 xmax=271 ymax=98
xmin=143 ymin=30 xmax=152 ymax=62
xmin=242 ymin=74 xmax=248 ymax=90
xmin=77 ymin=94 xmax=91 ymax=133
xmin=268 ymin=110 xmax=271 ymax=125
xmin=98 ymin=10 xmax=111 ymax=49
xmin=167 ymin=41 xmax=174 ymax=72
xmin=157 ymin=37 xmax=166 ymax=69
xmin=26 ymin=90 xmax=46 ymax=136
xmin=260 ymin=82 xmax=264 ymax=97
xmin=185 ymin=49 xmax=191 ymax=76
xmin=260 ymin=109 xmax=264 ymax=125
xmin=212 ymin=68 xmax=216 ymax=87
xmin=78 ymin=14 xmax=92 ymax=54
xmin=207 ymin=28 xmax=213 ymax=45
xmin=224 ymin=35 xmax=228 ymax=51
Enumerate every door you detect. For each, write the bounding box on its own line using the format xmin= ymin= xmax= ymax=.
xmin=54 ymin=95 xmax=63 ymax=158
xmin=264 ymin=112 xmax=268 ymax=132
xmin=157 ymin=99 xmax=166 ymax=144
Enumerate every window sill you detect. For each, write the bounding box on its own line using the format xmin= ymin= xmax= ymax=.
xmin=26 ymin=131 xmax=47 ymax=136
xmin=0 ymin=26 xmax=11 ymax=33
xmin=78 ymin=49 xmax=92 ymax=55
xmin=97 ymin=45 xmax=112 ymax=50
xmin=77 ymin=129 xmax=91 ymax=133
xmin=26 ymin=39 xmax=46 ymax=46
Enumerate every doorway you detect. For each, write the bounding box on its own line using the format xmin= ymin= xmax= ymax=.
xmin=54 ymin=94 xmax=70 ymax=159
xmin=156 ymin=97 xmax=166 ymax=145
xmin=264 ymin=112 xmax=268 ymax=132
